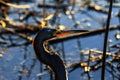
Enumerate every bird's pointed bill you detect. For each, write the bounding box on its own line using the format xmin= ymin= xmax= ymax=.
xmin=54 ymin=29 xmax=88 ymax=37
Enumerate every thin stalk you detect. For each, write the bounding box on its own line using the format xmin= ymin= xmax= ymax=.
xmin=61 ymin=41 xmax=66 ymax=63
xmin=101 ymin=0 xmax=113 ymax=80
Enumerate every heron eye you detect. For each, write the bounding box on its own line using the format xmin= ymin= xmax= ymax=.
xmin=47 ymin=29 xmax=52 ymax=32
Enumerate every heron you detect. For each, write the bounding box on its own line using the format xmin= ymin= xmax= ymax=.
xmin=33 ymin=28 xmax=88 ymax=80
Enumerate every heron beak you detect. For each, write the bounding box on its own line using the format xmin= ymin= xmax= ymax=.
xmin=55 ymin=31 xmax=74 ymax=37
xmin=54 ymin=29 xmax=88 ymax=37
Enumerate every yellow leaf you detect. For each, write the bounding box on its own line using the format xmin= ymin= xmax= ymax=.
xmin=0 ymin=20 xmax=6 ymax=28
xmin=91 ymin=55 xmax=95 ymax=62
xmin=44 ymin=14 xmax=54 ymax=21
xmin=84 ymin=66 xmax=91 ymax=72
xmin=58 ymin=25 xmax=65 ymax=30
xmin=68 ymin=15 xmax=73 ymax=19
xmin=0 ymin=52 xmax=4 ymax=57
xmin=39 ymin=21 xmax=47 ymax=28
xmin=98 ymin=55 xmax=102 ymax=60
xmin=0 ymin=53 xmax=3 ymax=57
xmin=115 ymin=32 xmax=120 ymax=40
xmin=80 ymin=62 xmax=87 ymax=67
xmin=95 ymin=5 xmax=103 ymax=10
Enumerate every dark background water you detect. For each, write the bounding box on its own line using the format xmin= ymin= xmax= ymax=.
xmin=0 ymin=0 xmax=120 ymax=80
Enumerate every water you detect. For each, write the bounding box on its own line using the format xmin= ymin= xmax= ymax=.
xmin=0 ymin=0 xmax=120 ymax=80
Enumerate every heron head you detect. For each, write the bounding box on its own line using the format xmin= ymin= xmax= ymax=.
xmin=36 ymin=28 xmax=61 ymax=40
xmin=35 ymin=28 xmax=88 ymax=41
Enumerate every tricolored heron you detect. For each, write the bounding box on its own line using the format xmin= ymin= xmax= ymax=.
xmin=33 ymin=28 xmax=88 ymax=80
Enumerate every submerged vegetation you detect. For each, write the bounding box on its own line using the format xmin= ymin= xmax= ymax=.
xmin=0 ymin=0 xmax=120 ymax=80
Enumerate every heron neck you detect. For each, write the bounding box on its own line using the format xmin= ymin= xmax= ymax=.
xmin=43 ymin=41 xmax=69 ymax=80
xmin=43 ymin=41 xmax=68 ymax=80
xmin=55 ymin=70 xmax=68 ymax=80
xmin=34 ymin=37 xmax=51 ymax=64
xmin=34 ymin=36 xmax=68 ymax=80
xmin=35 ymin=36 xmax=50 ymax=53
xmin=43 ymin=40 xmax=52 ymax=54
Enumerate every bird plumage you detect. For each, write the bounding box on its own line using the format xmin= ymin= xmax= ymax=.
xmin=33 ymin=28 xmax=68 ymax=80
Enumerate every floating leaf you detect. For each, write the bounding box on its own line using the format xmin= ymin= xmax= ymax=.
xmin=44 ymin=14 xmax=54 ymax=21
xmin=65 ymin=11 xmax=70 ymax=15
xmin=80 ymin=49 xmax=90 ymax=55
xmin=84 ymin=66 xmax=91 ymax=72
xmin=0 ymin=51 xmax=4 ymax=57
xmin=94 ymin=5 xmax=103 ymax=11
xmin=89 ymin=3 xmax=104 ymax=11
xmin=115 ymin=32 xmax=120 ymax=40
xmin=91 ymin=55 xmax=95 ymax=62
xmin=68 ymin=15 xmax=73 ymax=19
xmin=58 ymin=25 xmax=65 ymax=30
xmin=92 ymin=49 xmax=110 ymax=55
xmin=86 ymin=22 xmax=91 ymax=27
xmin=39 ymin=21 xmax=47 ymax=28
xmin=71 ymin=11 xmax=75 ymax=15
xmin=0 ymin=52 xmax=3 ymax=57
xmin=0 ymin=20 xmax=6 ymax=28
xmin=57 ymin=13 xmax=61 ymax=17
xmin=98 ymin=55 xmax=102 ymax=60
xmin=19 ymin=16 xmax=24 ymax=21
xmin=108 ymin=39 xmax=113 ymax=43
xmin=80 ymin=62 xmax=87 ymax=67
